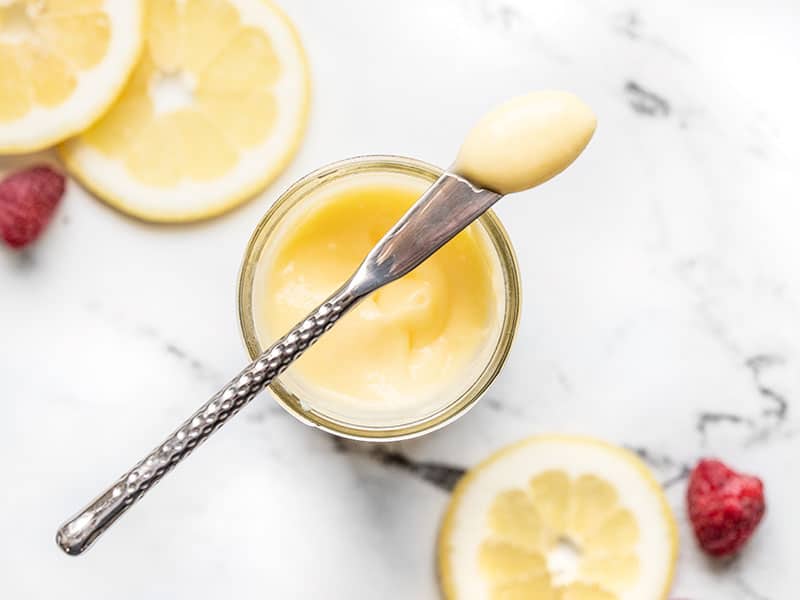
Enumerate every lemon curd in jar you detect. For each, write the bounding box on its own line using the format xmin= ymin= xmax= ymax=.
xmin=241 ymin=158 xmax=520 ymax=437
xmin=255 ymin=175 xmax=500 ymax=417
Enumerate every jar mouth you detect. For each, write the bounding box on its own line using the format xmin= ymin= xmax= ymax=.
xmin=237 ymin=155 xmax=521 ymax=441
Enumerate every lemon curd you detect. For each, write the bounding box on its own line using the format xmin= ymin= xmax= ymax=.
xmin=454 ymin=90 xmax=596 ymax=194
xmin=254 ymin=175 xmax=503 ymax=419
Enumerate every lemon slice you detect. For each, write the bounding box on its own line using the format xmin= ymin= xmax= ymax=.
xmin=438 ymin=435 xmax=678 ymax=600
xmin=60 ymin=0 xmax=310 ymax=222
xmin=0 ymin=0 xmax=143 ymax=153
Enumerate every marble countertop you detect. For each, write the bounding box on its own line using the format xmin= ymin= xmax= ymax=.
xmin=2 ymin=0 xmax=799 ymax=597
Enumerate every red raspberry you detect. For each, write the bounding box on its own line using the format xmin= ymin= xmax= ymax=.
xmin=687 ymin=458 xmax=765 ymax=557
xmin=0 ymin=165 xmax=66 ymax=249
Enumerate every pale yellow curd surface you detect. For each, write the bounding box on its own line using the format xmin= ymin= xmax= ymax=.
xmin=454 ymin=90 xmax=596 ymax=194
xmin=254 ymin=175 xmax=502 ymax=417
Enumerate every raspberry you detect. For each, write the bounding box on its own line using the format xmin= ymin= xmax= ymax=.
xmin=0 ymin=165 xmax=66 ymax=249
xmin=687 ymin=458 xmax=765 ymax=557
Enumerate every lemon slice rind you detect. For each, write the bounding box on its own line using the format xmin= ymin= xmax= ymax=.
xmin=0 ymin=2 xmax=144 ymax=154
xmin=59 ymin=0 xmax=310 ymax=223
xmin=438 ymin=435 xmax=678 ymax=600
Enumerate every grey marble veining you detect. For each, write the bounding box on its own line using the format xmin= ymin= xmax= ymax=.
xmin=1 ymin=0 xmax=799 ymax=598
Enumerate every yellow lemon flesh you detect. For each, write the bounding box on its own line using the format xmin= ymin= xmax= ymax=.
xmin=0 ymin=0 xmax=143 ymax=153
xmin=439 ymin=435 xmax=678 ymax=600
xmin=61 ymin=0 xmax=310 ymax=222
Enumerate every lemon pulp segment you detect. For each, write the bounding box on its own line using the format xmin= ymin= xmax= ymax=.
xmin=439 ymin=435 xmax=678 ymax=600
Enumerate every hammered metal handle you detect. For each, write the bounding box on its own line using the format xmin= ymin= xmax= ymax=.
xmin=56 ymin=286 xmax=358 ymax=556
xmin=56 ymin=172 xmax=503 ymax=557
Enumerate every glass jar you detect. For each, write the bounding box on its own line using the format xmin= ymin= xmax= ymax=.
xmin=238 ymin=155 xmax=521 ymax=441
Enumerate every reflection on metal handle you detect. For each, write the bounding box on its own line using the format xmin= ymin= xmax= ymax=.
xmin=56 ymin=286 xmax=359 ymax=556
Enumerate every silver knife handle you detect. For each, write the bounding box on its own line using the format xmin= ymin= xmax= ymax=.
xmin=56 ymin=285 xmax=359 ymax=556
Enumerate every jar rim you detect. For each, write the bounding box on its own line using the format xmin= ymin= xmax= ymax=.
xmin=237 ymin=155 xmax=521 ymax=441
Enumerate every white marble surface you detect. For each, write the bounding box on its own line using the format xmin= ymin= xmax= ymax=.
xmin=2 ymin=0 xmax=799 ymax=597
